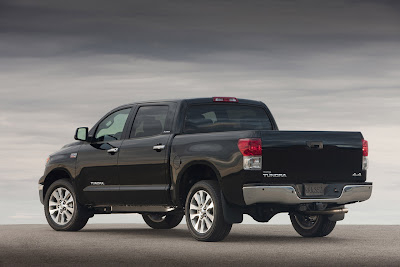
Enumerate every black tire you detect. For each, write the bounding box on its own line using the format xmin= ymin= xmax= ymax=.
xmin=142 ymin=213 xmax=184 ymax=229
xmin=290 ymin=213 xmax=336 ymax=237
xmin=185 ymin=180 xmax=232 ymax=242
xmin=44 ymin=179 xmax=89 ymax=231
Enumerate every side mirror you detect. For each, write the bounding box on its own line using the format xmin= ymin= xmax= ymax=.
xmin=74 ymin=127 xmax=88 ymax=141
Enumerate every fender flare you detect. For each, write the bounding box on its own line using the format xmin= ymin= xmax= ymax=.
xmin=173 ymin=160 xmax=222 ymax=206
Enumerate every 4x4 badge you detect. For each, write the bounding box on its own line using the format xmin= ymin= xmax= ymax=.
xmin=70 ymin=153 xmax=78 ymax=159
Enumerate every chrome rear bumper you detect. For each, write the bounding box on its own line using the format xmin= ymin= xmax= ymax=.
xmin=243 ymin=184 xmax=372 ymax=206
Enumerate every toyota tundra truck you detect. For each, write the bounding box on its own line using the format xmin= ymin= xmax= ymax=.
xmin=38 ymin=97 xmax=372 ymax=241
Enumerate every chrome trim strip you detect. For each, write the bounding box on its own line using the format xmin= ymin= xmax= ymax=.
xmin=83 ymin=184 xmax=168 ymax=192
xmin=243 ymin=184 xmax=372 ymax=205
xmin=119 ymin=184 xmax=168 ymax=191
xmin=83 ymin=185 xmax=119 ymax=192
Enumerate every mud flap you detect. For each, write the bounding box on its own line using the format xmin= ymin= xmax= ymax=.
xmin=221 ymin=192 xmax=243 ymax=224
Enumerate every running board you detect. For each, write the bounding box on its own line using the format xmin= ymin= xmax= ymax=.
xmin=92 ymin=205 xmax=176 ymax=213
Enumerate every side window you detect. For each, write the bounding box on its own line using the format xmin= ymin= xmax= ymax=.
xmin=130 ymin=106 xmax=169 ymax=138
xmin=94 ymin=108 xmax=131 ymax=142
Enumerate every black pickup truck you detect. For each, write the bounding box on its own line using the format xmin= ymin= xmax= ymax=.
xmin=38 ymin=97 xmax=372 ymax=241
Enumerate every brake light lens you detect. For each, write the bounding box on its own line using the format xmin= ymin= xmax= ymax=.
xmin=238 ymin=139 xmax=262 ymax=170
xmin=213 ymin=97 xmax=238 ymax=103
xmin=238 ymin=138 xmax=262 ymax=156
xmin=362 ymin=139 xmax=368 ymax=170
xmin=362 ymin=139 xmax=368 ymax=156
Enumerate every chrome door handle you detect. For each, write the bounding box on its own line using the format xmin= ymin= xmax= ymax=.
xmin=107 ymin=148 xmax=119 ymax=154
xmin=153 ymin=144 xmax=165 ymax=151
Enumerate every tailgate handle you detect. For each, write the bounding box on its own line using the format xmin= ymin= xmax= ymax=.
xmin=306 ymin=141 xmax=323 ymax=149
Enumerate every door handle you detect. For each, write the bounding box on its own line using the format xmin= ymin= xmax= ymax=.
xmin=107 ymin=147 xmax=119 ymax=154
xmin=153 ymin=144 xmax=165 ymax=151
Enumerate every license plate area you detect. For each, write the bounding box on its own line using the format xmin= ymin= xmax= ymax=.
xmin=304 ymin=183 xmax=325 ymax=196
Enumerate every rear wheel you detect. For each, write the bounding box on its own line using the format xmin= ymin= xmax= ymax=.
xmin=142 ymin=213 xmax=183 ymax=229
xmin=290 ymin=213 xmax=336 ymax=237
xmin=185 ymin=180 xmax=232 ymax=242
xmin=44 ymin=179 xmax=89 ymax=231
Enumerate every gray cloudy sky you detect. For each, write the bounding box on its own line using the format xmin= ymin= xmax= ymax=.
xmin=1 ymin=0 xmax=399 ymax=225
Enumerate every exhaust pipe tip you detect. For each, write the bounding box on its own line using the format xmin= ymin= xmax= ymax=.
xmin=303 ymin=208 xmax=349 ymax=215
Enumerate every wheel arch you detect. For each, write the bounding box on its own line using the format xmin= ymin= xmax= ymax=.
xmin=43 ymin=168 xmax=74 ymax=200
xmin=175 ymin=161 xmax=221 ymax=207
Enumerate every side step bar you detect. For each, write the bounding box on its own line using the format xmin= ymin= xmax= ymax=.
xmin=92 ymin=205 xmax=176 ymax=214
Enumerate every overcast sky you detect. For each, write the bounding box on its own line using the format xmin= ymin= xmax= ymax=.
xmin=1 ymin=0 xmax=399 ymax=225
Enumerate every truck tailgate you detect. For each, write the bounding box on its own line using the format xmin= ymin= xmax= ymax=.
xmin=260 ymin=131 xmax=365 ymax=184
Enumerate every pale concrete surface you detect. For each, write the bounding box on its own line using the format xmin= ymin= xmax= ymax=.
xmin=1 ymin=224 xmax=399 ymax=266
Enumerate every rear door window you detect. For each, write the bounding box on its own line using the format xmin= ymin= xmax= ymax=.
xmin=184 ymin=104 xmax=272 ymax=134
xmin=130 ymin=106 xmax=169 ymax=138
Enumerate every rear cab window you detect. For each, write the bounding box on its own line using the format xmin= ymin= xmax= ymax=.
xmin=183 ymin=104 xmax=272 ymax=134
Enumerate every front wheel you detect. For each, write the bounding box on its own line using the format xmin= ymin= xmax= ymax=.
xmin=290 ymin=213 xmax=336 ymax=237
xmin=185 ymin=180 xmax=232 ymax=242
xmin=44 ymin=179 xmax=89 ymax=231
xmin=142 ymin=213 xmax=183 ymax=229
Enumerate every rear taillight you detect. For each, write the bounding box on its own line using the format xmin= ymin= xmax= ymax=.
xmin=213 ymin=97 xmax=238 ymax=103
xmin=362 ymin=139 xmax=368 ymax=156
xmin=238 ymin=139 xmax=262 ymax=156
xmin=238 ymin=138 xmax=262 ymax=170
xmin=362 ymin=139 xmax=368 ymax=170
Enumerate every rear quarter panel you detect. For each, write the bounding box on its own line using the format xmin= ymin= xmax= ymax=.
xmin=170 ymin=130 xmax=262 ymax=206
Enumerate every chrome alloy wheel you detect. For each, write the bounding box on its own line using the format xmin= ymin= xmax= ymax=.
xmin=189 ymin=190 xmax=214 ymax=234
xmin=48 ymin=187 xmax=75 ymax=225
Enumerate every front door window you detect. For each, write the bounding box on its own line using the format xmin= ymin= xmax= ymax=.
xmin=94 ymin=108 xmax=131 ymax=142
